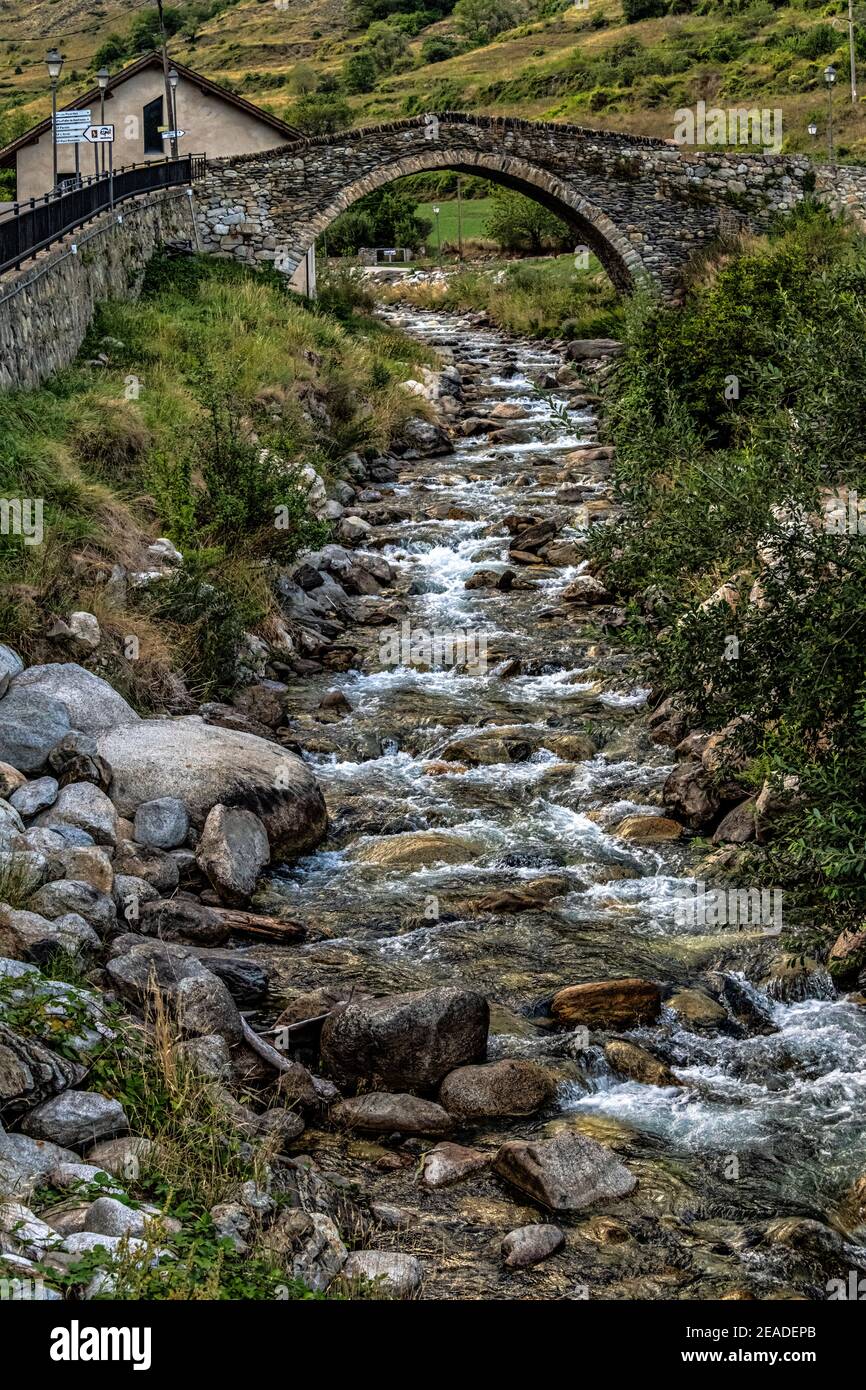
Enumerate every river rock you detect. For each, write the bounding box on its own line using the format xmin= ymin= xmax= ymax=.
xmin=320 ymin=986 xmax=489 ymax=1092
xmin=0 ymin=1022 xmax=83 ymax=1116
xmin=0 ymin=645 xmax=23 ymax=696
xmin=828 ymin=929 xmax=866 ymax=987
xmin=133 ymin=797 xmax=189 ymax=849
xmin=20 ymin=1091 xmax=129 ymax=1149
xmin=106 ymin=938 xmax=242 ymax=1041
xmin=56 ymin=846 xmax=113 ymax=894
xmin=0 ymin=907 xmax=99 ymax=964
xmin=28 ymin=880 xmax=116 ymax=936
xmin=614 ymin=815 xmax=682 ymax=842
xmin=561 ymin=575 xmax=612 ymax=604
xmin=0 ymin=689 xmax=71 ymax=773
xmin=604 ymin=1040 xmax=681 ymax=1087
xmin=10 ymin=663 xmax=139 ymax=738
xmin=551 ymin=979 xmax=661 ymax=1030
xmin=37 ymin=782 xmax=117 ymax=846
xmin=0 ymin=1129 xmax=81 ymax=1200
xmin=501 ymin=1223 xmax=565 ymax=1268
xmin=97 ymin=718 xmax=327 ymax=858
xmin=352 ymin=830 xmax=482 ymax=868
xmin=86 ymin=1136 xmax=154 ymax=1181
xmin=195 ymin=804 xmax=270 ymax=905
xmin=113 ymin=841 xmax=180 ymax=894
xmin=9 ymin=777 xmax=59 ymax=818
xmin=138 ymin=898 xmax=228 ymax=946
xmin=663 ymin=760 xmax=719 ymax=829
xmin=343 ymin=1250 xmax=423 ymax=1297
xmin=666 ymin=988 xmax=727 ymax=1029
xmin=422 ymin=1141 xmax=490 ymax=1187
xmin=262 ymin=1209 xmax=347 ymax=1292
xmin=333 ymin=1092 xmax=453 ymax=1136
xmin=712 ymin=798 xmax=759 ymax=845
xmin=0 ymin=764 xmax=27 ymax=799
xmin=438 ymin=1059 xmax=554 ymax=1119
xmin=494 ymin=1132 xmax=637 ymax=1211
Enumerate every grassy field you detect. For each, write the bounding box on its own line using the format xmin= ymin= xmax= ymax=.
xmin=418 ymin=196 xmax=495 ymax=249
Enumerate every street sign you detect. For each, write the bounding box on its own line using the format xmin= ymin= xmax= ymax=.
xmin=54 ymin=110 xmax=91 ymax=144
xmin=83 ymin=125 xmax=114 ymax=144
xmin=161 ymin=130 xmax=186 ymax=140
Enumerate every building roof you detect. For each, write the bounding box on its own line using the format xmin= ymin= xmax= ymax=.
xmin=0 ymin=51 xmax=300 ymax=166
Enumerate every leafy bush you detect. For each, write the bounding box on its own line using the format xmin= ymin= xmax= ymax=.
xmin=284 ymin=92 xmax=353 ymax=134
xmin=588 ymin=205 xmax=866 ymax=937
xmin=483 ymin=187 xmax=571 ymax=253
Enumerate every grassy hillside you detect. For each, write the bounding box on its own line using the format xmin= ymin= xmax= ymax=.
xmin=4 ymin=0 xmax=866 ymax=160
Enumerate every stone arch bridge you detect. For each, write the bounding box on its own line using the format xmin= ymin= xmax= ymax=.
xmin=192 ymin=113 xmax=862 ymax=300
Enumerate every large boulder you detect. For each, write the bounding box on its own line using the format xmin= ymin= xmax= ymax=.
xmin=20 ymin=1091 xmax=129 ymax=1149
xmin=438 ymin=1059 xmax=554 ymax=1119
xmin=10 ymin=663 xmax=139 ymax=738
xmin=195 ymin=804 xmax=270 ymax=905
xmin=494 ymin=1132 xmax=637 ymax=1211
xmin=0 ymin=689 xmax=70 ymax=773
xmin=97 ymin=718 xmax=326 ymax=858
xmin=0 ymin=908 xmax=99 ymax=964
xmin=320 ymin=986 xmax=489 ymax=1092
xmin=551 ymin=978 xmax=661 ymax=1030
xmin=106 ymin=939 xmax=242 ymax=1042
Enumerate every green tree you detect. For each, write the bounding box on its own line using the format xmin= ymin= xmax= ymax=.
xmin=285 ymin=92 xmax=352 ymax=135
xmin=328 ymin=185 xmax=432 ymax=255
xmin=341 ymin=50 xmax=378 ymax=93
xmin=484 ymin=188 xmax=570 ymax=253
xmin=453 ymin=0 xmax=526 ymax=45
xmin=366 ymin=21 xmax=411 ymax=72
xmin=621 ymin=0 xmax=668 ymax=21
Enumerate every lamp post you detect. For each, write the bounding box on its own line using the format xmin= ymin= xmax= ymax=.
xmin=97 ymin=66 xmax=109 ymax=176
xmin=825 ymin=63 xmax=837 ymax=166
xmin=168 ymin=65 xmax=179 ymax=160
xmin=46 ymin=47 xmax=63 ymax=193
xmin=433 ymin=204 xmax=441 ymax=261
xmin=808 ymin=120 xmax=818 ymax=139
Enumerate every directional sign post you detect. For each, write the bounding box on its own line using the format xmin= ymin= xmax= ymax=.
xmin=161 ymin=130 xmax=186 ymax=141
xmin=83 ymin=125 xmax=114 ymax=144
xmin=54 ymin=110 xmax=91 ymax=144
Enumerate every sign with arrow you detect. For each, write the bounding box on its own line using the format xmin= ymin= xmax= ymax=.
xmin=161 ymin=130 xmax=186 ymax=140
xmin=82 ymin=124 xmax=114 ymax=144
xmin=54 ymin=110 xmax=91 ymax=144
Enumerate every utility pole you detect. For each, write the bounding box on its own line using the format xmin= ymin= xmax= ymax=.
xmin=849 ymin=0 xmax=858 ymax=102
xmin=155 ymin=0 xmax=178 ymax=159
xmin=456 ymin=175 xmax=464 ymax=261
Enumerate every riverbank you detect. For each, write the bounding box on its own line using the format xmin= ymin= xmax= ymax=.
xmin=1 ymin=273 xmax=864 ymax=1301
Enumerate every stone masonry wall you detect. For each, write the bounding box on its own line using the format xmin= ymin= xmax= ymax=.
xmin=0 ymin=188 xmax=198 ymax=392
xmin=193 ymin=114 xmax=819 ymax=299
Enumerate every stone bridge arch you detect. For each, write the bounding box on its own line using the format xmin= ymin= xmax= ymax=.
xmin=280 ymin=148 xmax=648 ymax=294
xmin=194 ymin=114 xmax=822 ymax=301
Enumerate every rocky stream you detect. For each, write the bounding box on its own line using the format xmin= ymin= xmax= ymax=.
xmin=1 ymin=298 xmax=865 ymax=1302
xmin=246 ymin=301 xmax=866 ymax=1299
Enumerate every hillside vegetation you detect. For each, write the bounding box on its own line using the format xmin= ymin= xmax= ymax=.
xmin=3 ymin=0 xmax=866 ymax=160
xmin=0 ymin=253 xmax=430 ymax=703
xmin=587 ymin=201 xmax=866 ymax=950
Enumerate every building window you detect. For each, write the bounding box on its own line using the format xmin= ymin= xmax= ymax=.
xmin=143 ymin=96 xmax=164 ymax=155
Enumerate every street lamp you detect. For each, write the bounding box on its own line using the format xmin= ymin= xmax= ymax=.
xmin=825 ymin=63 xmax=837 ymax=166
xmin=168 ymin=66 xmax=179 ymax=160
xmin=807 ymin=120 xmax=818 ymax=138
xmin=433 ymin=204 xmax=441 ymax=261
xmin=45 ymin=47 xmax=64 ymax=193
xmin=97 ymin=66 xmax=109 ymax=176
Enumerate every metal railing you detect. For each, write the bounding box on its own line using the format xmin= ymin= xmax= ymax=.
xmin=0 ymin=153 xmax=206 ymax=277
